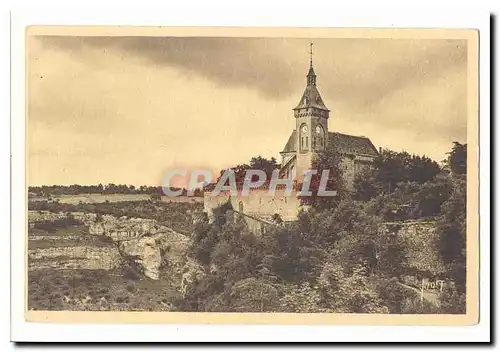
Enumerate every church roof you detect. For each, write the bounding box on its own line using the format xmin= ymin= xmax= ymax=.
xmin=280 ymin=129 xmax=297 ymax=153
xmin=328 ymin=132 xmax=379 ymax=157
xmin=293 ymin=85 xmax=329 ymax=111
xmin=279 ymin=130 xmax=379 ymax=157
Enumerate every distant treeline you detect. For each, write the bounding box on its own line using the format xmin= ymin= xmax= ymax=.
xmin=28 ymin=184 xmax=203 ymax=197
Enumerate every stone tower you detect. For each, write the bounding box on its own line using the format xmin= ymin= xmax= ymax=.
xmin=293 ymin=43 xmax=330 ymax=182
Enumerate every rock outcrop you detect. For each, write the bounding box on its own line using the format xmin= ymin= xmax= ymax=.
xmin=28 ymin=210 xmax=206 ymax=290
xmin=86 ymin=215 xmax=194 ymax=282
xmin=28 ymin=246 xmax=123 ymax=271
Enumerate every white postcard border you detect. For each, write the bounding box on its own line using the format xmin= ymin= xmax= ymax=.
xmin=9 ymin=0 xmax=491 ymax=343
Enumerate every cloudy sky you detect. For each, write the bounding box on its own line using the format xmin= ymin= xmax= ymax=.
xmin=28 ymin=34 xmax=468 ymax=186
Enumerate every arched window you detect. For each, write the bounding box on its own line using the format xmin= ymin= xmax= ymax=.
xmin=300 ymin=124 xmax=308 ymax=151
xmin=315 ymin=124 xmax=325 ymax=150
xmin=238 ymin=201 xmax=244 ymax=213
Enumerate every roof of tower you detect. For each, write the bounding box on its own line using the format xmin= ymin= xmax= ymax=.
xmin=308 ymin=66 xmax=316 ymax=77
xmin=293 ymin=45 xmax=329 ymax=111
xmin=294 ymin=85 xmax=329 ymax=111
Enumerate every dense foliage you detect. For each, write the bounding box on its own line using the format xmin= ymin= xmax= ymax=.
xmin=213 ymin=156 xmax=279 ymax=186
xmin=446 ymin=142 xmax=467 ymax=175
xmin=175 ymin=143 xmax=467 ymax=314
xmin=352 ymin=149 xmax=453 ymax=222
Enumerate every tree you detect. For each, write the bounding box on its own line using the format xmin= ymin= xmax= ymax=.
xmin=438 ymin=281 xmax=466 ymax=314
xmin=317 ymin=263 xmax=389 ymax=313
xmin=374 ymin=149 xmax=441 ymax=193
xmin=352 ymin=166 xmax=382 ymax=201
xmin=216 ymin=155 xmax=279 ymax=185
xmin=377 ymin=278 xmax=410 ymax=313
xmin=317 ymin=200 xmax=382 ymax=271
xmin=412 ymin=178 xmax=453 ymax=218
xmin=263 ymin=224 xmax=324 ymax=283
xmin=447 ymin=142 xmax=467 ymax=175
xmin=437 ymin=177 xmax=466 ymax=294
xmin=408 ymin=155 xmax=442 ymax=183
xmin=228 ymin=277 xmax=280 ymax=312
xmin=375 ymin=150 xmax=411 ymax=193
xmin=279 ymin=282 xmax=325 ymax=313
xmin=249 ymin=156 xmax=278 ymax=179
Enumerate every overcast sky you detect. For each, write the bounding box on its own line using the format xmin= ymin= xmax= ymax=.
xmin=28 ymin=35 xmax=468 ymax=186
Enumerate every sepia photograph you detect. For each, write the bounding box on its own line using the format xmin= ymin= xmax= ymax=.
xmin=23 ymin=26 xmax=479 ymax=325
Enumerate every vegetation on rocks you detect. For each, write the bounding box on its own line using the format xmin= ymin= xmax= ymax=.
xmin=29 ymin=199 xmax=202 ymax=235
xmin=175 ymin=143 xmax=467 ymax=313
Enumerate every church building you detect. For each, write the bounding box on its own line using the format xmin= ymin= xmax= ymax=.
xmin=203 ymin=45 xmax=378 ymax=226
xmin=279 ymin=45 xmax=379 ymax=188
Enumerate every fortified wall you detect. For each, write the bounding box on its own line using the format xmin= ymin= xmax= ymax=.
xmin=203 ymin=187 xmax=302 ymax=223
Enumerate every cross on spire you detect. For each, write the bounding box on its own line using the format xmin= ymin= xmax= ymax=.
xmin=306 ymin=42 xmax=316 ymax=86
xmin=309 ymin=42 xmax=313 ymax=68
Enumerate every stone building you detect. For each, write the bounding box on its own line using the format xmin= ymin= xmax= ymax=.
xmin=204 ymin=47 xmax=378 ymax=226
xmin=278 ymin=51 xmax=378 ymax=188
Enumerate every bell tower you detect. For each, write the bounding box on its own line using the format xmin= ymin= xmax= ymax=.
xmin=293 ymin=43 xmax=330 ymax=182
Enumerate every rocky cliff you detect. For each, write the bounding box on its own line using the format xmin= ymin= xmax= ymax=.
xmin=28 ymin=210 xmax=206 ymax=290
xmin=84 ymin=214 xmax=203 ymax=284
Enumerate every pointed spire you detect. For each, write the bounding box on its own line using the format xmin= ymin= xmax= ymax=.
xmin=309 ymin=42 xmax=313 ymax=68
xmin=307 ymin=43 xmax=317 ymax=86
xmin=294 ymin=43 xmax=329 ymax=112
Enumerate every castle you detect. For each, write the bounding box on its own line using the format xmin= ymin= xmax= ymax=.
xmin=204 ymin=45 xmax=378 ymax=228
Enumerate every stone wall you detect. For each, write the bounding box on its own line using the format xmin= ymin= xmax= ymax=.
xmin=340 ymin=154 xmax=375 ymax=190
xmin=381 ymin=221 xmax=446 ymax=276
xmin=204 ymin=188 xmax=302 ymax=223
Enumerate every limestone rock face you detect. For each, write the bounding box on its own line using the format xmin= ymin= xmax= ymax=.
xmin=28 ymin=210 xmax=205 ymax=292
xmin=88 ymin=216 xmax=164 ymax=241
xmin=114 ymin=229 xmax=197 ymax=283
xmin=86 ymin=215 xmax=199 ymax=283
xmin=28 ymin=246 xmax=122 ymax=271
xmin=28 ymin=211 xmax=66 ymax=222
xmin=118 ymin=236 xmax=163 ymax=280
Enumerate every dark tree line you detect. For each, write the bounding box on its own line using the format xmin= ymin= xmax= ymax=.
xmin=28 ymin=184 xmax=193 ymax=197
xmin=353 ymin=142 xmax=467 ymax=222
xmin=214 ymin=156 xmax=279 ymax=186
